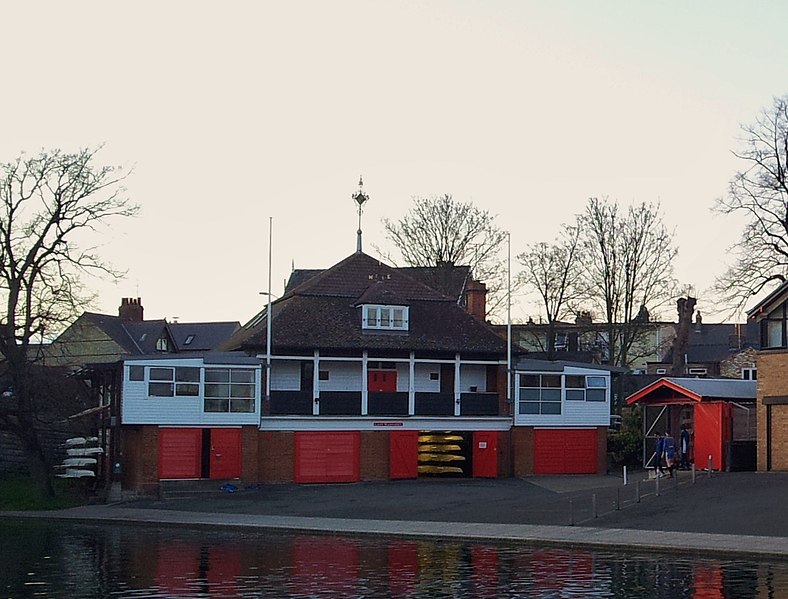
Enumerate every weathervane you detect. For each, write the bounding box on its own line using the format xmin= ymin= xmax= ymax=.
xmin=352 ymin=175 xmax=369 ymax=253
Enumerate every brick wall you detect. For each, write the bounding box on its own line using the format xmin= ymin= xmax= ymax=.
xmin=258 ymin=431 xmax=294 ymax=482
xmin=511 ymin=427 xmax=534 ymax=477
xmin=756 ymin=351 xmax=788 ymax=471
xmin=720 ymin=347 xmax=757 ymax=379
xmin=121 ymin=426 xmax=159 ymax=492
xmin=240 ymin=426 xmax=260 ymax=484
xmin=360 ymin=432 xmax=389 ymax=480
xmin=596 ymin=426 xmax=608 ymax=474
xmin=497 ymin=430 xmax=512 ymax=478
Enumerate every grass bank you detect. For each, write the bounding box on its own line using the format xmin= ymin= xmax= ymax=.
xmin=0 ymin=473 xmax=89 ymax=510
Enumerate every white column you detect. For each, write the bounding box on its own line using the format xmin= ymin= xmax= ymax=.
xmin=408 ymin=351 xmax=416 ymax=415
xmin=312 ymin=350 xmax=320 ymax=416
xmin=454 ymin=352 xmax=461 ymax=416
xmin=361 ymin=351 xmax=369 ymax=415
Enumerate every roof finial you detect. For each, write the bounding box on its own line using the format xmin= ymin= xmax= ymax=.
xmin=352 ymin=175 xmax=369 ymax=253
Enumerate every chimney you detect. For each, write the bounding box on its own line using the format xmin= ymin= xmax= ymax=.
xmin=465 ymin=280 xmax=487 ymax=321
xmin=119 ymin=297 xmax=144 ymax=322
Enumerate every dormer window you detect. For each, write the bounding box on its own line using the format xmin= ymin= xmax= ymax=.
xmin=363 ymin=304 xmax=409 ymax=331
xmin=156 ymin=336 xmax=169 ymax=352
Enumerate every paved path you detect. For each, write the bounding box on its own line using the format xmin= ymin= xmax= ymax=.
xmin=5 ymin=471 xmax=788 ymax=560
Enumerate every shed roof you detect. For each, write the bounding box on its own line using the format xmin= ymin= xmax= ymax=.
xmin=626 ymin=377 xmax=756 ymax=406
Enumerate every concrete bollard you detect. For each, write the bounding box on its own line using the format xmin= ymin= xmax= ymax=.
xmin=623 ymin=466 xmax=628 ymax=486
xmin=708 ymin=455 xmax=713 ymax=478
xmin=635 ymin=480 xmax=641 ymax=503
xmin=656 ymin=474 xmax=660 ymax=497
xmin=692 ymin=463 xmax=696 ymax=484
xmin=592 ymin=493 xmax=597 ymax=518
xmin=569 ymin=499 xmax=574 ymax=526
xmin=615 ymin=487 xmax=620 ymax=511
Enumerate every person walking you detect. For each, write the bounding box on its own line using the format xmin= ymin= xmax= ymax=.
xmin=653 ymin=432 xmax=665 ymax=477
xmin=663 ymin=431 xmax=677 ymax=478
xmin=680 ymin=425 xmax=691 ymax=470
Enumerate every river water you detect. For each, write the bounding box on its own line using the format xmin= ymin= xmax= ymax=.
xmin=2 ymin=518 xmax=787 ymax=598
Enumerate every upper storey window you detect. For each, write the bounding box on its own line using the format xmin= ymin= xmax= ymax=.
xmin=362 ymin=305 xmax=409 ymax=331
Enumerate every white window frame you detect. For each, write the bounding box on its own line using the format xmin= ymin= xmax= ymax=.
xmin=362 ymin=304 xmax=409 ymax=331
xmin=741 ymin=367 xmax=757 ymax=380
xmin=204 ymin=367 xmax=256 ymax=413
xmin=518 ymin=373 xmax=562 ymax=415
xmin=148 ymin=366 xmax=200 ymax=397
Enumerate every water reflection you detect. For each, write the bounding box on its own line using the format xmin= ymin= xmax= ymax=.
xmin=1 ymin=518 xmax=786 ymax=598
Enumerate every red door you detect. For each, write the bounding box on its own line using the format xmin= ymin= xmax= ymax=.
xmin=158 ymin=428 xmax=201 ymax=479
xmin=694 ymin=402 xmax=730 ymax=471
xmin=295 ymin=432 xmax=360 ymax=483
xmin=390 ymin=431 xmax=418 ymax=479
xmin=368 ymin=370 xmax=397 ymax=392
xmin=533 ymin=429 xmax=598 ymax=474
xmin=472 ymin=431 xmax=498 ymax=478
xmin=209 ymin=428 xmax=242 ymax=479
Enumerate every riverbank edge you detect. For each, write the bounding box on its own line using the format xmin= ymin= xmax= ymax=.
xmin=5 ymin=506 xmax=788 ymax=562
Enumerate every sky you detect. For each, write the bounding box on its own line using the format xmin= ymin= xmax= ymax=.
xmin=1 ymin=1 xmax=787 ymax=327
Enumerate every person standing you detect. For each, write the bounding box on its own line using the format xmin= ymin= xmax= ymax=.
xmin=653 ymin=433 xmax=665 ymax=477
xmin=680 ymin=425 xmax=691 ymax=470
xmin=663 ymin=431 xmax=677 ymax=478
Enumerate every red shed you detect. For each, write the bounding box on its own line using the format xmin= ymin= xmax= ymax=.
xmin=626 ymin=378 xmax=756 ymax=472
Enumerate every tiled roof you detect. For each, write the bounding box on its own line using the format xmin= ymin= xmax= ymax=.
xmin=169 ymin=322 xmax=240 ymax=351
xmin=660 ymin=322 xmax=759 ymax=364
xmin=224 ymin=252 xmax=507 ymax=356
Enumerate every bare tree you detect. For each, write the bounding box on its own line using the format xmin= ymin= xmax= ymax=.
xmin=0 ymin=147 xmax=137 ymax=497
xmin=381 ymin=194 xmax=511 ymax=320
xmin=517 ymin=224 xmax=582 ymax=357
xmin=576 ymin=197 xmax=678 ymax=368
xmin=714 ymin=94 xmax=788 ymax=313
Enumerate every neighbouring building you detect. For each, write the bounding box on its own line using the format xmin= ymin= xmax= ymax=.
xmin=747 ymin=281 xmax=788 ymax=471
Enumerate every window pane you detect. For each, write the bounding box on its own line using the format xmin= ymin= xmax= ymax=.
xmin=542 ymin=388 xmax=561 ymax=401
xmin=522 ymin=388 xmax=540 ymax=401
xmin=768 ymin=320 xmax=782 ymax=348
xmin=205 ymin=369 xmax=230 ymax=383
xmin=541 ymin=402 xmax=561 ymax=415
xmin=587 ymin=389 xmax=606 ymax=402
xmin=230 ymin=383 xmax=255 ymax=399
xmin=542 ymin=375 xmax=562 ymax=388
xmin=230 ymin=399 xmax=254 ymax=413
xmin=566 ymin=389 xmax=585 ymax=401
xmin=520 ymin=401 xmax=539 ymax=414
xmin=392 ymin=308 xmax=403 ymax=327
xmin=565 ymin=375 xmax=584 ymax=388
xmin=129 ymin=366 xmax=144 ymax=381
xmin=586 ymin=376 xmax=607 ymax=388
xmin=150 ymin=368 xmax=173 ymax=381
xmin=204 ymin=399 xmax=229 ymax=412
xmin=231 ymin=369 xmax=255 ymax=383
xmin=379 ymin=307 xmax=391 ymax=327
xmin=205 ymin=383 xmax=230 ymax=398
xmin=366 ymin=306 xmax=377 ymax=327
xmin=521 ymin=375 xmax=540 ymax=388
xmin=149 ymin=382 xmax=174 ymax=397
xmin=176 ymin=367 xmax=200 ymax=382
xmin=176 ymin=383 xmax=200 ymax=397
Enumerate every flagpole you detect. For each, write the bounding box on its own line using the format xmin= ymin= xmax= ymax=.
xmin=266 ymin=216 xmax=272 ymax=405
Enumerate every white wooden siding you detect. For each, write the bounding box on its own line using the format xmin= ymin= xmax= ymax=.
xmin=319 ymin=361 xmax=362 ymax=391
xmin=514 ymin=366 xmax=611 ymax=427
xmin=121 ymin=358 xmax=261 ymax=426
xmin=271 ymin=361 xmax=300 ymax=391
xmin=460 ymin=364 xmax=487 ymax=392
xmin=414 ymin=364 xmax=440 ymax=392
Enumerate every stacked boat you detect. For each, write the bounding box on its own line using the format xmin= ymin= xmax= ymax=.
xmin=55 ymin=437 xmax=103 ymax=478
xmin=417 ymin=432 xmax=467 ymax=476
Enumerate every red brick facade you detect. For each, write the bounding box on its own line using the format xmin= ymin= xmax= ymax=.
xmin=757 ymin=351 xmax=788 ymax=471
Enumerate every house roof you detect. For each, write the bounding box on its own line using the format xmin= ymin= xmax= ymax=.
xmin=515 ymin=358 xmax=627 ymax=374
xmin=223 ymin=251 xmax=507 ymax=356
xmin=626 ymin=377 xmax=757 ymax=405
xmin=286 ymin=263 xmax=472 ymax=304
xmin=658 ymin=322 xmax=759 ymax=364
xmin=169 ymin=322 xmax=241 ymax=351
xmin=80 ymin=313 xmax=238 ymax=355
xmin=746 ymin=279 xmax=788 ymax=321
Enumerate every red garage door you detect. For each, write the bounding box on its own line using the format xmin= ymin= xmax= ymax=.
xmin=159 ymin=428 xmax=201 ymax=479
xmin=295 ymin=432 xmax=360 ymax=483
xmin=534 ymin=429 xmax=598 ymax=474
